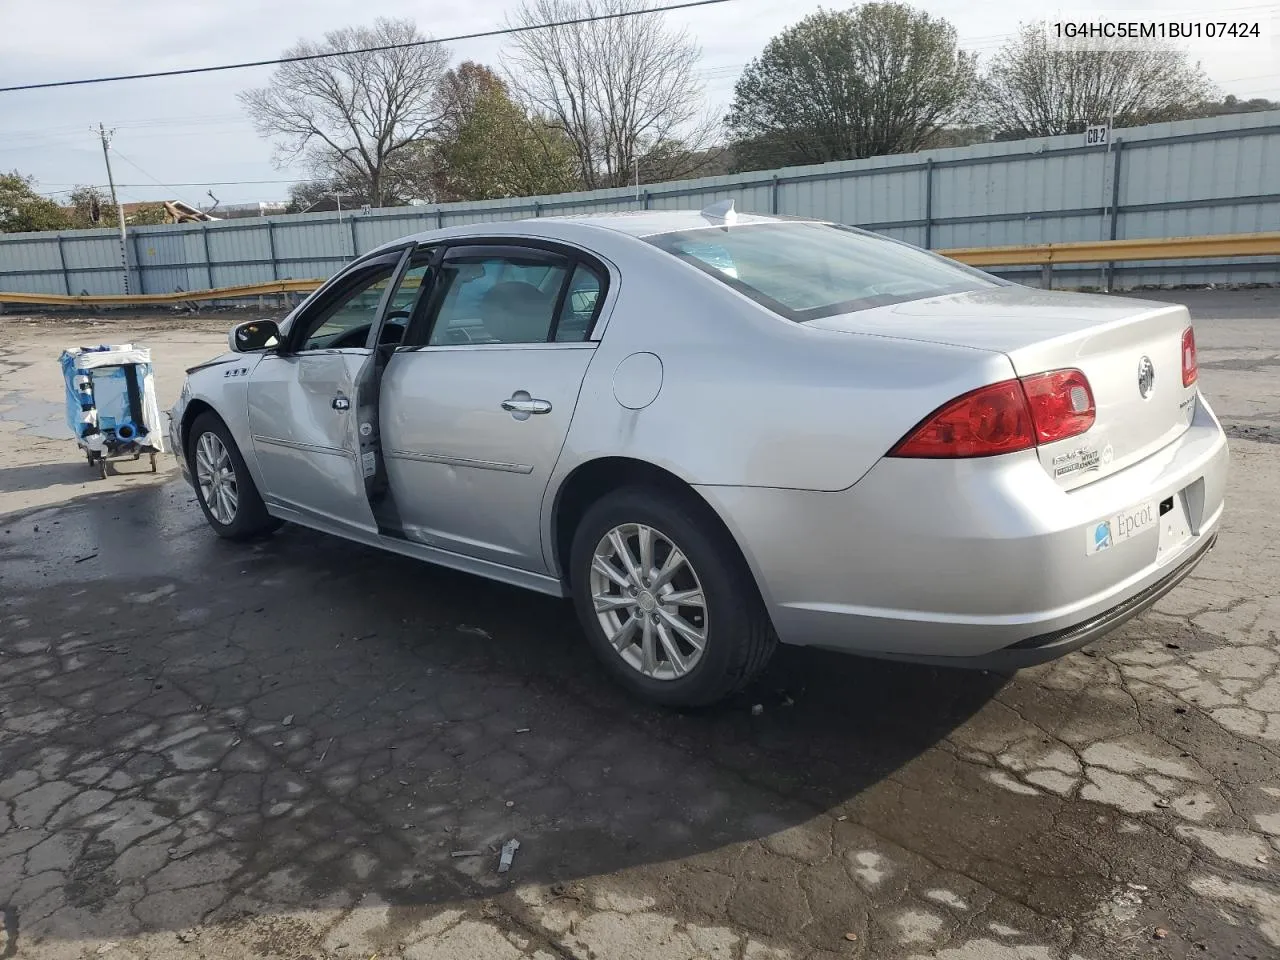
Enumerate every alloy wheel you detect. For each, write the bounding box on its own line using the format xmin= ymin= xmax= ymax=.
xmin=194 ymin=431 xmax=239 ymax=525
xmin=588 ymin=523 xmax=708 ymax=680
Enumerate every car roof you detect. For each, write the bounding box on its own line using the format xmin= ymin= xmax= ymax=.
xmin=370 ymin=209 xmax=816 ymax=257
xmin=533 ymin=209 xmax=801 ymax=237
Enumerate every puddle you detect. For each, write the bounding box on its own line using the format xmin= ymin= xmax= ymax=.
xmin=0 ymin=390 xmax=70 ymax=440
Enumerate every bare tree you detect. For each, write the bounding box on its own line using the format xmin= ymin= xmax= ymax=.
xmin=978 ymin=23 xmax=1217 ymax=138
xmin=239 ymin=18 xmax=450 ymax=207
xmin=503 ymin=0 xmax=719 ymax=190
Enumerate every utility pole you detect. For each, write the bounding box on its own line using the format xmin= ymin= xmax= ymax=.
xmin=96 ymin=123 xmax=130 ymax=294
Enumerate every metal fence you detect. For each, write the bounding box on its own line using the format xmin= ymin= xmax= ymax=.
xmin=2 ymin=109 xmax=1278 ymax=297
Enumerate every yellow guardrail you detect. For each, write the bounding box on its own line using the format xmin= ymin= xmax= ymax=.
xmin=1 ymin=232 xmax=1277 ymax=307
xmin=939 ymin=231 xmax=1280 ymax=267
xmin=0 ymin=278 xmax=321 ymax=307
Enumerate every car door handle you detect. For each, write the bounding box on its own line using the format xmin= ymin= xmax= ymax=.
xmin=501 ymin=397 xmax=552 ymax=415
xmin=501 ymin=398 xmax=552 ymax=415
xmin=332 ymin=396 xmax=350 ymax=411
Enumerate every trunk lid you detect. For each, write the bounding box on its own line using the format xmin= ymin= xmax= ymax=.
xmin=807 ymin=287 xmax=1197 ymax=489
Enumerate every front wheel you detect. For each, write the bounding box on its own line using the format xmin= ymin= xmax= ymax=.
xmin=569 ymin=487 xmax=777 ymax=708
xmin=187 ymin=412 xmax=282 ymax=541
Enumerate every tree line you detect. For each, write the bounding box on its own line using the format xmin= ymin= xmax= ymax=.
xmin=254 ymin=0 xmax=1270 ymax=209
xmin=3 ymin=0 xmax=1276 ymax=232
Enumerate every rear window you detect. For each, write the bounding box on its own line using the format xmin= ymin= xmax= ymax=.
xmin=646 ymin=221 xmax=1002 ymax=321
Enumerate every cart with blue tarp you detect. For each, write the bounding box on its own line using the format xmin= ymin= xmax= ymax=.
xmin=59 ymin=344 xmax=165 ymax=479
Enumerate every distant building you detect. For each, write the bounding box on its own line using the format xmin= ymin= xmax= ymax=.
xmin=214 ymin=201 xmax=289 ymax=219
xmin=292 ymin=195 xmax=364 ymax=214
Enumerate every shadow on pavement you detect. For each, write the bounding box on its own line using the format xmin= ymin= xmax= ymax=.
xmin=0 ymin=480 xmax=1007 ymax=946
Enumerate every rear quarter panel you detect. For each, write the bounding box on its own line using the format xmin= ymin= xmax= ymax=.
xmin=550 ymin=238 xmax=1015 ymax=493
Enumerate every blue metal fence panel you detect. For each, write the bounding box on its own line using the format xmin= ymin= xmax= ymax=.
xmin=3 ymin=109 xmax=1278 ymax=296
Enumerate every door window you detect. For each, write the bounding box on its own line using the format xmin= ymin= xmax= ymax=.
xmin=427 ymin=255 xmax=570 ymax=346
xmin=380 ymin=260 xmax=433 ymax=346
xmin=294 ymin=265 xmax=398 ymax=352
xmin=554 ymin=264 xmax=605 ymax=343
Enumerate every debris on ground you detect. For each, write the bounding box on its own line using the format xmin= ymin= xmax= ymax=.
xmin=282 ymin=714 xmax=294 ymax=726
xmin=550 ymin=881 xmax=587 ymax=901
xmin=751 ymin=703 xmax=764 ymax=716
xmin=844 ymin=932 xmax=859 ymax=941
xmin=1154 ymin=799 xmax=1171 ymax=808
xmin=458 ymin=624 xmax=492 ymax=638
xmin=1154 ymin=927 xmax=1169 ymax=940
xmin=498 ymin=838 xmax=520 ymax=873
xmin=450 ymin=849 xmax=483 ymax=858
xmin=515 ymin=727 xmax=531 ymax=734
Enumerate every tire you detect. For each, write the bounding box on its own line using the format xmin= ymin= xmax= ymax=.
xmin=187 ymin=411 xmax=282 ymax=541
xmin=569 ymin=486 xmax=777 ymax=708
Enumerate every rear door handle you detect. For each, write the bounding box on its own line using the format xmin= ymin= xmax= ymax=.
xmin=501 ymin=398 xmax=552 ymax=414
xmin=332 ymin=396 xmax=350 ymax=411
xmin=501 ymin=393 xmax=552 ymax=418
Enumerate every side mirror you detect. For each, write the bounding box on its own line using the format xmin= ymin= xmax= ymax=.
xmin=229 ymin=319 xmax=281 ymax=353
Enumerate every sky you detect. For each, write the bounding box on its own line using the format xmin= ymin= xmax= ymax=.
xmin=1 ymin=0 xmax=1277 ymax=208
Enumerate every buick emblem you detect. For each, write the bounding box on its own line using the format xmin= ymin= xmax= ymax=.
xmin=1137 ymin=356 xmax=1155 ymax=399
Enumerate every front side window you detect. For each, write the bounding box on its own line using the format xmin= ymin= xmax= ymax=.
xmin=427 ymin=255 xmax=570 ymax=346
xmin=646 ymin=222 xmax=1001 ymax=322
xmin=295 ymin=265 xmax=397 ymax=351
xmin=380 ymin=259 xmax=433 ymax=346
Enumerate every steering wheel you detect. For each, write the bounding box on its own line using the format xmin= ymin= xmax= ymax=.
xmin=380 ymin=309 xmax=411 ymax=345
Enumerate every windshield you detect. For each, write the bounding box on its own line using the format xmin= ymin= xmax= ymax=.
xmin=646 ymin=221 xmax=1003 ymax=321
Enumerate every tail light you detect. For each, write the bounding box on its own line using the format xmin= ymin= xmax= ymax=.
xmin=1022 ymin=369 xmax=1096 ymax=444
xmin=889 ymin=369 xmax=1094 ymax=459
xmin=889 ymin=380 xmax=1035 ymax=458
xmin=1182 ymin=326 xmax=1198 ymax=386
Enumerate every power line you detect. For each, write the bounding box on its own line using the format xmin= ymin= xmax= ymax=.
xmin=0 ymin=0 xmax=737 ymax=94
xmin=110 ymin=149 xmax=187 ymax=195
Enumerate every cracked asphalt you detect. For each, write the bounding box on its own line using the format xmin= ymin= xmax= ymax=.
xmin=1 ymin=289 xmax=1278 ymax=960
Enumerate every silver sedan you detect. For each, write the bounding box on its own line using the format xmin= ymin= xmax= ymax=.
xmin=169 ymin=206 xmax=1228 ymax=706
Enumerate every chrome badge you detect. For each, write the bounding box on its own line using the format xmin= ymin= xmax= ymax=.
xmin=1137 ymin=356 xmax=1155 ymax=399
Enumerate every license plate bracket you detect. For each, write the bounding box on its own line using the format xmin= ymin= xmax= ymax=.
xmin=1157 ymin=490 xmax=1194 ymax=557
xmin=1087 ymin=500 xmax=1158 ymax=555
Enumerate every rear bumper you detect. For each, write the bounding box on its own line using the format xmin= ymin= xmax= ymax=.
xmin=879 ymin=530 xmax=1216 ymax=671
xmin=696 ymin=393 xmax=1228 ymax=664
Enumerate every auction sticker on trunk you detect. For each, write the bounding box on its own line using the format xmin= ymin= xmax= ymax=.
xmin=1087 ymin=501 xmax=1157 ymax=555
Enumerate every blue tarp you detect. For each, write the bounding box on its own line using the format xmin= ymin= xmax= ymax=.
xmin=58 ymin=344 xmax=164 ymax=452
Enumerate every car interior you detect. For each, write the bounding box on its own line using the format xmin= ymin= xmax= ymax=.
xmin=293 ymin=247 xmax=605 ymax=353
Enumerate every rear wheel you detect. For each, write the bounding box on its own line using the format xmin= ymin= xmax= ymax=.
xmin=569 ymin=486 xmax=777 ymax=707
xmin=187 ymin=412 xmax=282 ymax=540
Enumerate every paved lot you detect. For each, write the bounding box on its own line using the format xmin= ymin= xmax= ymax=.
xmin=1 ymin=290 xmax=1278 ymax=960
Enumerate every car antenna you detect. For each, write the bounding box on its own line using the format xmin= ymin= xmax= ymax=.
xmin=700 ymin=199 xmax=737 ymax=225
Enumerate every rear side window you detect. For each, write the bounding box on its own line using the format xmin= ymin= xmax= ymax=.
xmin=554 ymin=264 xmax=604 ymax=343
xmin=646 ymin=222 xmax=1001 ymax=321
